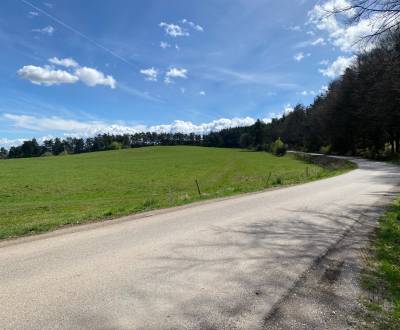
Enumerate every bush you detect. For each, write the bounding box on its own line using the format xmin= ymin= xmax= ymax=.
xmin=271 ymin=138 xmax=287 ymax=156
xmin=320 ymin=145 xmax=332 ymax=155
xmin=109 ymin=142 xmax=122 ymax=150
xmin=41 ymin=151 xmax=53 ymax=157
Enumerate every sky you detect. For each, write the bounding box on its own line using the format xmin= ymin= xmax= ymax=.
xmin=0 ymin=0 xmax=375 ymax=148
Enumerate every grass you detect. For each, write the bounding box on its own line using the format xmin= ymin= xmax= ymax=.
xmin=0 ymin=146 xmax=354 ymax=240
xmin=361 ymin=198 xmax=400 ymax=329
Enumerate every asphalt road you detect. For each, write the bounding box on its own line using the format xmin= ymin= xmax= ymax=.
xmin=1 ymin=159 xmax=399 ymax=330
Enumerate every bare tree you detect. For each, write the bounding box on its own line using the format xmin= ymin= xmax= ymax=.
xmin=333 ymin=0 xmax=400 ymax=41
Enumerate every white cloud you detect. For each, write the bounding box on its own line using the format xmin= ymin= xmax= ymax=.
xmin=0 ymin=138 xmax=26 ymax=149
xmin=160 ymin=41 xmax=170 ymax=49
xmin=140 ymin=67 xmax=158 ymax=81
xmin=308 ymin=0 xmax=388 ymax=52
xmin=319 ymin=55 xmax=356 ymax=77
xmin=181 ymin=19 xmax=204 ymax=32
xmin=28 ymin=11 xmax=39 ymax=18
xmin=284 ymin=103 xmax=294 ymax=114
xmin=319 ymin=85 xmax=329 ymax=94
xmin=17 ymin=65 xmax=79 ymax=86
xmin=289 ymin=25 xmax=301 ymax=31
xmin=311 ymin=37 xmax=325 ymax=46
xmin=199 ymin=91 xmax=206 ymax=96
xmin=32 ymin=25 xmax=54 ymax=35
xmin=159 ymin=22 xmax=189 ymax=37
xmin=149 ymin=117 xmax=255 ymax=135
xmin=18 ymin=59 xmax=117 ymax=89
xmin=165 ymin=67 xmax=187 ymax=84
xmin=262 ymin=104 xmax=295 ymax=123
xmin=74 ymin=67 xmax=116 ymax=89
xmin=294 ymin=52 xmax=305 ymax=61
xmin=319 ymin=59 xmax=329 ymax=65
xmin=48 ymin=57 xmax=78 ymax=68
xmin=300 ymin=90 xmax=316 ymax=96
xmin=1 ymin=113 xmax=258 ymax=143
xmin=166 ymin=67 xmax=187 ymax=78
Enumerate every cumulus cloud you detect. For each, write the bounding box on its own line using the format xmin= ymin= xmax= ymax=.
xmin=164 ymin=67 xmax=187 ymax=84
xmin=181 ymin=19 xmax=204 ymax=32
xmin=18 ymin=58 xmax=116 ymax=89
xmin=294 ymin=52 xmax=305 ymax=61
xmin=32 ymin=25 xmax=55 ymax=35
xmin=199 ymin=91 xmax=206 ymax=96
xmin=159 ymin=22 xmax=189 ymax=37
xmin=1 ymin=113 xmax=258 ymax=142
xmin=308 ymin=0 xmax=385 ymax=52
xmin=140 ymin=67 xmax=159 ymax=82
xmin=48 ymin=57 xmax=78 ymax=68
xmin=17 ymin=65 xmax=79 ymax=86
xmin=74 ymin=67 xmax=116 ymax=89
xmin=319 ymin=55 xmax=356 ymax=77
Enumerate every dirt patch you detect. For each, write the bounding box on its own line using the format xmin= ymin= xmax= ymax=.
xmin=291 ymin=152 xmax=356 ymax=170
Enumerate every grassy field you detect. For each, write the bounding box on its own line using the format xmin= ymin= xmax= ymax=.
xmin=362 ymin=198 xmax=400 ymax=329
xmin=0 ymin=146 xmax=353 ymax=240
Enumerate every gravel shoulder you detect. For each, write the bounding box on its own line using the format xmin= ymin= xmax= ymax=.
xmin=263 ymin=187 xmax=398 ymax=329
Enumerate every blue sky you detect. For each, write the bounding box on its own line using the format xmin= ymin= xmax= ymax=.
xmin=0 ymin=0 xmax=367 ymax=147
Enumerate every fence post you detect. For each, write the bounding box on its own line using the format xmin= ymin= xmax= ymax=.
xmin=195 ymin=179 xmax=201 ymax=196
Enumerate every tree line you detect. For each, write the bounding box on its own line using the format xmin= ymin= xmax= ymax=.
xmin=0 ymin=133 xmax=203 ymax=159
xmin=1 ymin=30 xmax=399 ymax=160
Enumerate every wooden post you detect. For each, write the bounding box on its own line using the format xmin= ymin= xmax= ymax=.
xmin=195 ymin=179 xmax=201 ymax=195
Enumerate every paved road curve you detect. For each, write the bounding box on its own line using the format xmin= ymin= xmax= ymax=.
xmin=1 ymin=159 xmax=399 ymax=329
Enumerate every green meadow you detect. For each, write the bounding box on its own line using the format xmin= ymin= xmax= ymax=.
xmin=0 ymin=146 xmax=352 ymax=239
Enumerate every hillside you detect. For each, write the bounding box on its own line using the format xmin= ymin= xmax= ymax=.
xmin=0 ymin=146 xmax=351 ymax=239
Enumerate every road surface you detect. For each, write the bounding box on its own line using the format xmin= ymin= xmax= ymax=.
xmin=1 ymin=159 xmax=399 ymax=329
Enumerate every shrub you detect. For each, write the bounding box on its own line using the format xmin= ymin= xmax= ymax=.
xmin=109 ymin=141 xmax=122 ymax=150
xmin=320 ymin=145 xmax=332 ymax=155
xmin=271 ymin=138 xmax=287 ymax=156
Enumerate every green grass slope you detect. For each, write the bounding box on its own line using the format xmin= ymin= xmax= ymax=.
xmin=362 ymin=198 xmax=400 ymax=329
xmin=0 ymin=146 xmax=352 ymax=239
